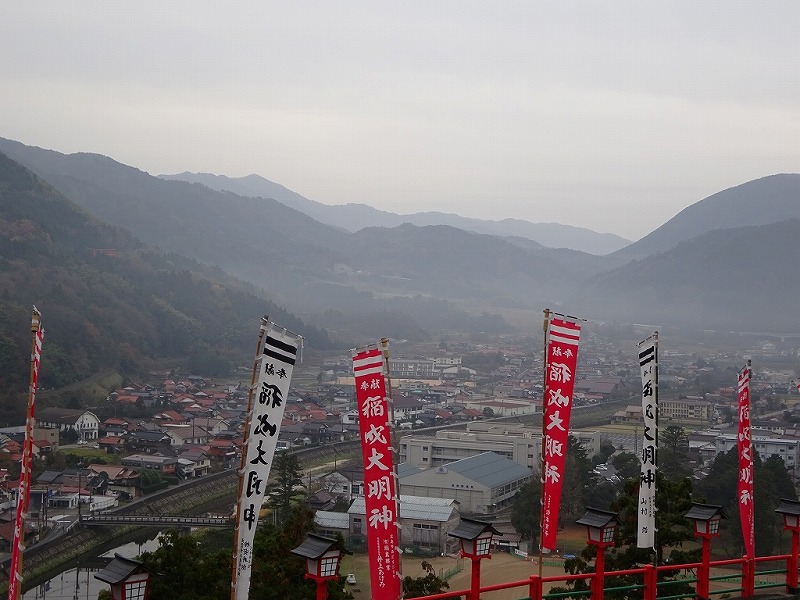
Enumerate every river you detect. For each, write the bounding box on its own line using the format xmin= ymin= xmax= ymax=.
xmin=23 ymin=535 xmax=162 ymax=600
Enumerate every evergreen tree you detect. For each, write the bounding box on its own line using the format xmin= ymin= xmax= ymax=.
xmin=560 ymin=436 xmax=595 ymax=523
xmin=139 ymin=529 xmax=232 ymax=600
xmin=402 ymin=561 xmax=450 ymax=598
xmin=695 ymin=448 xmax=797 ymax=557
xmin=511 ymin=478 xmax=542 ymax=546
xmin=139 ymin=507 xmax=353 ymax=600
xmin=549 ymin=472 xmax=698 ymax=600
xmin=267 ymin=452 xmax=306 ymax=526
xmin=611 ymin=451 xmax=640 ymax=481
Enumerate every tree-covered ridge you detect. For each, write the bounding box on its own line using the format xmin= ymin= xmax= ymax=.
xmin=0 ymin=151 xmax=334 ymax=423
xmin=695 ymin=447 xmax=797 ymax=558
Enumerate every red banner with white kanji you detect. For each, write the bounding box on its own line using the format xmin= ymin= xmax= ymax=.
xmin=737 ymin=363 xmax=754 ymax=558
xmin=353 ymin=345 xmax=401 ymax=600
xmin=541 ymin=317 xmax=581 ymax=552
xmin=9 ymin=309 xmax=43 ymax=600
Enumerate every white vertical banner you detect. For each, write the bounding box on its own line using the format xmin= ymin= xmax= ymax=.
xmin=232 ymin=319 xmax=302 ymax=600
xmin=637 ymin=333 xmax=658 ymax=549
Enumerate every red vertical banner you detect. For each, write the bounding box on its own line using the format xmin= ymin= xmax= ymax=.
xmin=541 ymin=317 xmax=581 ymax=552
xmin=352 ymin=346 xmax=401 ymax=600
xmin=737 ymin=362 xmax=755 ymax=558
xmin=9 ymin=309 xmax=43 ymax=600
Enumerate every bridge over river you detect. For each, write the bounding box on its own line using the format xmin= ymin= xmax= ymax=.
xmin=80 ymin=514 xmax=232 ymax=527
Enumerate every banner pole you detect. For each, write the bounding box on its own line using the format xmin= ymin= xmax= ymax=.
xmin=381 ymin=337 xmax=404 ymax=597
xmin=538 ymin=308 xmax=550 ymax=580
xmin=230 ymin=317 xmax=270 ymax=600
xmin=652 ymin=332 xmax=659 ymax=563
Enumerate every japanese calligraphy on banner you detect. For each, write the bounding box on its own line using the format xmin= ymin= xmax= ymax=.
xmin=541 ymin=317 xmax=582 ymax=552
xmin=352 ymin=344 xmax=401 ymax=600
xmin=737 ymin=362 xmax=755 ymax=559
xmin=9 ymin=308 xmax=43 ymax=600
xmin=232 ymin=320 xmax=302 ymax=600
xmin=637 ymin=334 xmax=658 ymax=549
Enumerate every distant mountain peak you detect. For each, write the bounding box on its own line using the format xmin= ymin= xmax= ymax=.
xmin=159 ymin=171 xmax=631 ymax=255
xmin=613 ymin=172 xmax=800 ymax=261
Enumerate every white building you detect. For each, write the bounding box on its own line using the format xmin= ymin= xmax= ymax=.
xmin=347 ymin=494 xmax=460 ymax=554
xmin=715 ymin=430 xmax=798 ymax=471
xmin=400 ymin=424 xmax=541 ymax=470
xmin=36 ymin=408 xmax=100 ymax=442
xmin=399 ymin=423 xmax=601 ymax=471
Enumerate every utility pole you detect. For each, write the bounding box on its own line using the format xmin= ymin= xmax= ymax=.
xmin=77 ymin=461 xmax=84 ymax=524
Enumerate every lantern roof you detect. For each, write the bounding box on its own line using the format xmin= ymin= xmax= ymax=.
xmin=684 ymin=503 xmax=727 ymax=522
xmin=575 ymin=508 xmax=620 ymax=529
xmin=94 ymin=554 xmax=149 ymax=585
xmin=291 ymin=534 xmax=351 ymax=560
xmin=775 ymin=498 xmax=800 ymax=517
xmin=448 ymin=518 xmax=501 ymax=541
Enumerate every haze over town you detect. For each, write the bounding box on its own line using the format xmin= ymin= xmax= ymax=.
xmin=3 ymin=2 xmax=800 ymax=239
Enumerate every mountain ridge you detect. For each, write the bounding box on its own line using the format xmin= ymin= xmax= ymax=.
xmin=3 ymin=136 xmax=800 ymax=334
xmin=0 ymin=150 xmax=336 ymax=421
xmin=611 ymin=173 xmax=800 ymax=261
xmin=158 ymin=171 xmax=630 ymax=255
xmin=0 ymin=137 xmax=516 ymax=336
xmin=582 ymin=218 xmax=800 ymax=331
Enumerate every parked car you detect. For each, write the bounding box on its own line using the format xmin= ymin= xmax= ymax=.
xmin=346 ymin=574 xmax=357 ymax=585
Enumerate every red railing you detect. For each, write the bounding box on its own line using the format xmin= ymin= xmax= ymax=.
xmin=410 ymin=553 xmax=798 ymax=600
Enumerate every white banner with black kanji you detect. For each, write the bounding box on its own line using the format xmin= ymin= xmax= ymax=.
xmin=233 ymin=320 xmax=301 ymax=600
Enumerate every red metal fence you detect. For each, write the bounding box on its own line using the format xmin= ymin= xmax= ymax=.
xmin=411 ymin=553 xmax=797 ymax=600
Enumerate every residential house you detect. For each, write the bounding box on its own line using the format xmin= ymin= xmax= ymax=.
xmin=393 ymin=395 xmax=426 ymax=422
xmin=205 ymin=438 xmax=238 ymax=466
xmin=176 ymin=447 xmax=211 ymax=478
xmin=190 ymin=417 xmax=229 ymax=436
xmin=314 ymin=510 xmax=350 ymax=540
xmin=306 ymin=489 xmax=337 ymax=511
xmin=316 ymin=465 xmax=364 ymax=503
xmin=0 ymin=521 xmax=15 ymax=553
xmin=152 ymin=410 xmax=187 ymax=426
xmin=612 ymin=405 xmax=642 ymax=424
xmin=574 ymin=377 xmax=621 ymax=401
xmin=121 ymin=454 xmax=177 ymax=475
xmin=103 ymin=418 xmax=131 ymax=436
xmin=341 ymin=410 xmax=359 ymax=425
xmin=97 ymin=436 xmax=126 ymax=454
xmin=124 ymin=430 xmax=172 ymax=453
xmin=161 ymin=424 xmax=210 ymax=446
xmin=88 ymin=465 xmax=139 ymax=498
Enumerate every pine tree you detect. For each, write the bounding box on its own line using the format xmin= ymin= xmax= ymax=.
xmin=267 ymin=452 xmax=305 ymax=526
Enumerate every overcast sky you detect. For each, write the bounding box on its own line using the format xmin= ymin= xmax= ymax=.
xmin=2 ymin=2 xmax=799 ymax=240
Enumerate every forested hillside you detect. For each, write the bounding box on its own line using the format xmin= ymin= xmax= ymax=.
xmin=0 ymin=152 xmax=333 ymax=424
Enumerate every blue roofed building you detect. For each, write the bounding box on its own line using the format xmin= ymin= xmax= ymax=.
xmin=398 ymin=451 xmax=532 ymax=515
